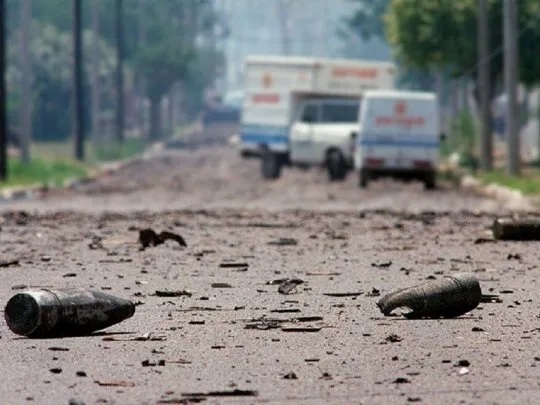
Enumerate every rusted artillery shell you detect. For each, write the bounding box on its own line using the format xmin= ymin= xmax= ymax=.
xmin=376 ymin=273 xmax=481 ymax=319
xmin=4 ymin=289 xmax=135 ymax=338
xmin=492 ymin=218 xmax=540 ymax=240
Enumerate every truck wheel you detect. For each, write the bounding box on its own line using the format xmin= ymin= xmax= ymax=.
xmin=424 ymin=172 xmax=436 ymax=190
xmin=261 ymin=150 xmax=282 ymax=180
xmin=327 ymin=150 xmax=347 ymax=182
xmin=359 ymin=168 xmax=369 ymax=188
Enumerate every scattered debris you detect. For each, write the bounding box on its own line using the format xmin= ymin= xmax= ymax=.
xmin=244 ymin=317 xmax=284 ymax=330
xmin=296 ymin=316 xmax=323 ymax=322
xmin=474 ymin=237 xmax=496 ymax=244
xmin=4 ymin=289 xmax=135 ymax=338
xmin=372 ymin=260 xmax=392 ymax=268
xmin=270 ymin=308 xmax=301 ymax=313
xmin=49 ymin=368 xmax=62 ymax=374
xmin=142 ymin=359 xmax=166 ymax=367
xmin=393 ymin=377 xmax=410 ymax=384
xmin=281 ymin=327 xmax=321 ymax=333
xmin=456 ymin=359 xmax=470 ymax=367
xmin=268 ymin=237 xmax=298 ymax=246
xmin=102 ymin=333 xmax=166 ymax=342
xmin=155 ymin=290 xmax=192 ymax=298
xmin=376 ymin=273 xmax=481 ymax=319
xmin=277 ymin=279 xmax=304 ymax=294
xmin=481 ymin=294 xmax=503 ymax=303
xmin=181 ymin=389 xmax=258 ymax=398
xmin=283 ymin=372 xmax=298 ymax=380
xmin=305 ymin=271 xmax=341 ymax=276
xmin=219 ymin=262 xmax=248 ymax=269
xmin=211 ymin=283 xmax=232 ymax=288
xmin=139 ymin=228 xmax=187 ymax=250
xmin=458 ymin=367 xmax=469 ymax=376
xmin=48 ymin=347 xmax=70 ymax=351
xmin=323 ymin=292 xmax=363 ymax=297
xmin=366 ymin=288 xmax=381 ymax=297
xmin=76 ymin=371 xmax=87 ymax=377
xmin=95 ymin=380 xmax=135 ymax=387
xmin=385 ymin=333 xmax=402 ymax=343
xmin=0 ymin=259 xmax=20 ymax=268
xmin=507 ymin=253 xmax=521 ymax=260
xmin=492 ymin=218 xmax=540 ymax=240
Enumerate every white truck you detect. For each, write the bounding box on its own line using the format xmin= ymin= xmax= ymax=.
xmin=239 ymin=55 xmax=396 ymax=180
xmin=353 ymin=90 xmax=441 ymax=189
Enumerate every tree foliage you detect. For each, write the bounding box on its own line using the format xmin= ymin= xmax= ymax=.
xmin=344 ymin=0 xmax=389 ymax=41
xmin=386 ymin=0 xmax=540 ymax=88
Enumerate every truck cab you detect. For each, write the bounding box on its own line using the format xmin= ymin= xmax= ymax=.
xmin=290 ymin=97 xmax=360 ymax=180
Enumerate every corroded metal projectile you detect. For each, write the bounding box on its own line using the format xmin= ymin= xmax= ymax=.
xmin=377 ymin=273 xmax=481 ymax=319
xmin=4 ymin=289 xmax=135 ymax=338
xmin=492 ymin=218 xmax=540 ymax=240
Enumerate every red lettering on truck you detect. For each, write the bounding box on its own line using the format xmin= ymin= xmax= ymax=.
xmin=252 ymin=94 xmax=280 ymax=104
xmin=332 ymin=67 xmax=378 ymax=79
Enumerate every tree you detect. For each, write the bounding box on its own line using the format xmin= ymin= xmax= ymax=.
xmin=385 ymin=0 xmax=540 ymax=93
xmin=135 ymin=41 xmax=192 ymax=141
xmin=343 ymin=0 xmax=434 ymax=90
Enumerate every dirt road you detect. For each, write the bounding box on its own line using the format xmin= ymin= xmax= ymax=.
xmin=0 ymin=145 xmax=538 ymax=404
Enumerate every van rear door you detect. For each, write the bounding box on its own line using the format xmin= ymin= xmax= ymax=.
xmin=359 ymin=95 xmax=438 ymax=170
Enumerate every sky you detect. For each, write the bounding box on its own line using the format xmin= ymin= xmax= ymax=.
xmin=214 ymin=0 xmax=391 ymax=94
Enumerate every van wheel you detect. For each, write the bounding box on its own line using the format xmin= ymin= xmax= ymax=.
xmin=359 ymin=168 xmax=369 ymax=188
xmin=424 ymin=172 xmax=436 ymax=190
xmin=261 ymin=150 xmax=282 ymax=180
xmin=327 ymin=150 xmax=347 ymax=181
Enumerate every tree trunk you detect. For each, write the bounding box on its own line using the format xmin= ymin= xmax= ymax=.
xmin=19 ymin=0 xmax=32 ymax=164
xmin=149 ymin=96 xmax=161 ymax=141
xmin=91 ymin=0 xmax=101 ymax=151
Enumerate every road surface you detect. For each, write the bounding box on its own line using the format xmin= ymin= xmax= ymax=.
xmin=0 ymin=144 xmax=538 ymax=404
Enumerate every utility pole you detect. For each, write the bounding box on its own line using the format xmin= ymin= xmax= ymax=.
xmin=477 ymin=0 xmax=492 ymax=171
xmin=0 ymin=0 xmax=6 ymax=181
xmin=72 ymin=0 xmax=84 ymax=161
xmin=137 ymin=0 xmax=146 ymax=139
xmin=91 ymin=0 xmax=101 ymax=151
xmin=277 ymin=0 xmax=291 ymax=55
xmin=19 ymin=0 xmax=31 ymax=164
xmin=503 ymin=0 xmax=519 ymax=175
xmin=115 ymin=0 xmax=124 ymax=145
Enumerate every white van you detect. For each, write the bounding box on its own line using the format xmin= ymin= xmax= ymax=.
xmin=239 ymin=55 xmax=396 ymax=180
xmin=354 ymin=90 xmax=440 ymax=189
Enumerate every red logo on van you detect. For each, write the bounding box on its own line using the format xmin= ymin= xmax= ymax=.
xmin=394 ymin=101 xmax=406 ymax=116
xmin=375 ymin=101 xmax=425 ymax=127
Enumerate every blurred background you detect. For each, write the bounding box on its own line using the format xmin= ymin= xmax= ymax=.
xmin=1 ymin=0 xmax=540 ymax=190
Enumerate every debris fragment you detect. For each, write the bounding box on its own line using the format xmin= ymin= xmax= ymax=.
xmin=323 ymin=292 xmax=363 ymax=297
xmin=139 ymin=228 xmax=187 ymax=250
xmin=4 ymin=289 xmax=135 ymax=338
xmin=283 ymin=372 xmax=298 ymax=380
xmin=181 ymin=389 xmax=258 ymax=398
xmin=0 ymin=259 xmax=20 ymax=268
xmin=95 ymin=380 xmax=135 ymax=387
xmin=372 ymin=260 xmax=392 ymax=268
xmin=219 ymin=262 xmax=248 ymax=269
xmin=393 ymin=377 xmax=410 ymax=384
xmin=49 ymin=368 xmax=62 ymax=374
xmin=385 ymin=333 xmax=402 ymax=343
xmin=277 ymin=279 xmax=304 ymax=294
xmin=154 ymin=290 xmax=192 ymax=297
xmin=102 ymin=333 xmax=166 ymax=342
xmin=366 ymin=288 xmax=381 ymax=297
xmin=211 ymin=283 xmax=232 ymax=288
xmin=281 ymin=327 xmax=321 ymax=332
xmin=376 ymin=273 xmax=481 ymax=319
xmin=492 ymin=218 xmax=540 ymax=240
xmin=268 ymin=237 xmax=298 ymax=246
xmin=244 ymin=317 xmax=284 ymax=330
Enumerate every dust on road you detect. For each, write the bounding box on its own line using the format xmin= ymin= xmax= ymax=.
xmin=0 ymin=144 xmax=532 ymax=213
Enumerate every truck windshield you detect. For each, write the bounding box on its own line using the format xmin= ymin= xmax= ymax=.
xmin=320 ymin=102 xmax=359 ymax=123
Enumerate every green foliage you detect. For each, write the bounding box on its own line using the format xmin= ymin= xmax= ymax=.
xmin=344 ymin=0 xmax=390 ymax=41
xmin=446 ymin=112 xmax=480 ymax=170
xmin=386 ymin=0 xmax=540 ymax=87
xmin=94 ymin=138 xmax=145 ymax=162
xmin=478 ymin=169 xmax=540 ymax=195
xmin=3 ymin=156 xmax=89 ymax=189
